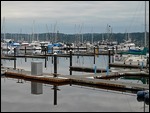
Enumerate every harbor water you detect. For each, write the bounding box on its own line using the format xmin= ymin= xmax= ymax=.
xmin=1 ymin=55 xmax=149 ymax=112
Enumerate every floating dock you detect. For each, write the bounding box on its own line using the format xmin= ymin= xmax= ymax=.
xmin=5 ymin=71 xmax=70 ymax=83
xmin=109 ymin=63 xmax=148 ymax=69
xmin=94 ymin=71 xmax=149 ymax=79
xmin=1 ymin=56 xmax=16 ymax=60
xmin=2 ymin=67 xmax=149 ymax=93
xmin=70 ymin=66 xmax=107 ymax=73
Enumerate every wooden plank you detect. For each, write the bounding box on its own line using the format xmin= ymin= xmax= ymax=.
xmin=69 ymin=76 xmax=149 ymax=90
xmin=70 ymin=66 xmax=107 ymax=73
xmin=2 ymin=67 xmax=149 ymax=91
xmin=109 ymin=63 xmax=147 ymax=69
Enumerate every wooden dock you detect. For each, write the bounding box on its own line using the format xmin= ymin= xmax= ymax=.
xmin=1 ymin=56 xmax=16 ymax=60
xmin=2 ymin=55 xmax=46 ymax=59
xmin=2 ymin=67 xmax=149 ymax=93
xmin=2 ymin=51 xmax=113 ymax=59
xmin=94 ymin=71 xmax=149 ymax=79
xmin=70 ymin=66 xmax=107 ymax=73
xmin=109 ymin=63 xmax=148 ymax=69
xmin=68 ymin=75 xmax=148 ymax=91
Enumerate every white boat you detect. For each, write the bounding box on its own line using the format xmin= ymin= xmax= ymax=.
xmin=114 ymin=47 xmax=148 ymax=67
xmin=30 ymin=41 xmax=41 ymax=50
xmin=20 ymin=42 xmax=31 ymax=49
xmin=114 ymin=1 xmax=149 ymax=67
xmin=117 ymin=37 xmax=136 ymax=51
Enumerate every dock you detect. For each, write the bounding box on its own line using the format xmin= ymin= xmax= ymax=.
xmin=70 ymin=66 xmax=107 ymax=73
xmin=68 ymin=75 xmax=148 ymax=91
xmin=94 ymin=71 xmax=149 ymax=79
xmin=2 ymin=67 xmax=149 ymax=93
xmin=1 ymin=56 xmax=16 ymax=60
xmin=109 ymin=63 xmax=148 ymax=69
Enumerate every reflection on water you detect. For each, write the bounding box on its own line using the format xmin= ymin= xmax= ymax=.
xmin=31 ymin=82 xmax=58 ymax=105
xmin=1 ymin=78 xmax=149 ymax=112
xmin=1 ymin=55 xmax=108 ymax=75
xmin=31 ymin=82 xmax=43 ymax=95
xmin=1 ymin=55 xmax=149 ymax=112
xmin=52 ymin=85 xmax=58 ymax=105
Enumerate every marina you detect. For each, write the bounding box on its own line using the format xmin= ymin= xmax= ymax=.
xmin=1 ymin=1 xmax=149 ymax=112
xmin=2 ymin=66 xmax=149 ymax=91
xmin=1 ymin=40 xmax=149 ymax=112
xmin=1 ymin=59 xmax=149 ymax=112
xmin=1 ymin=50 xmax=149 ymax=92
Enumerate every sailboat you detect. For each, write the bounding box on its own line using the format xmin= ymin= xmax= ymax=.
xmin=114 ymin=1 xmax=149 ymax=66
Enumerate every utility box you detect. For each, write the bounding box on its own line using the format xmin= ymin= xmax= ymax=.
xmin=31 ymin=61 xmax=43 ymax=76
xmin=31 ymin=82 xmax=43 ymax=94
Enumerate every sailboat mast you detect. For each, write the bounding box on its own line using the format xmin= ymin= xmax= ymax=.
xmin=144 ymin=1 xmax=146 ymax=47
xmin=32 ymin=20 xmax=35 ymax=42
xmin=2 ymin=17 xmax=5 ymax=41
xmin=91 ymin=27 xmax=93 ymax=44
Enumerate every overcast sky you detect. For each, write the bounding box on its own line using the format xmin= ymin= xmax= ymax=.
xmin=1 ymin=1 xmax=149 ymax=34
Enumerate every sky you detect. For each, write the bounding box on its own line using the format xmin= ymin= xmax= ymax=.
xmin=1 ymin=1 xmax=149 ymax=34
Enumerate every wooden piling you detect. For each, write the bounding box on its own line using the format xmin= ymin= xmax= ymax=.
xmin=108 ymin=49 xmax=111 ymax=69
xmin=25 ymin=46 xmax=26 ymax=55
xmin=53 ymin=85 xmax=57 ymax=105
xmin=45 ymin=47 xmax=47 ymax=68
xmin=94 ymin=47 xmax=95 ymax=64
xmin=70 ymin=66 xmax=107 ymax=73
xmin=14 ymin=48 xmax=16 ymax=70
xmin=70 ymin=50 xmax=72 ymax=75
xmin=54 ymin=53 xmax=57 ymax=77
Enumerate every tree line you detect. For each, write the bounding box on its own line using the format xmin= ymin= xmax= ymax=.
xmin=1 ymin=32 xmax=149 ymax=47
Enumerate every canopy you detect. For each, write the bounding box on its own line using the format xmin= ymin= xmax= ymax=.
xmin=118 ymin=47 xmax=148 ymax=55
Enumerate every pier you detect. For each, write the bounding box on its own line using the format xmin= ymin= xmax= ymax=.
xmin=109 ymin=63 xmax=148 ymax=69
xmin=70 ymin=66 xmax=107 ymax=73
xmin=2 ymin=66 xmax=149 ymax=93
xmin=1 ymin=48 xmax=149 ymax=94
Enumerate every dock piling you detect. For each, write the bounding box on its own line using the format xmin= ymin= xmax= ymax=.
xmin=31 ymin=61 xmax=43 ymax=76
xmin=53 ymin=85 xmax=58 ymax=105
xmin=108 ymin=49 xmax=111 ymax=69
xmin=54 ymin=53 xmax=57 ymax=77
xmin=25 ymin=46 xmax=26 ymax=55
xmin=70 ymin=50 xmax=72 ymax=75
xmin=45 ymin=47 xmax=47 ymax=68
xmin=94 ymin=64 xmax=97 ymax=74
xmin=94 ymin=47 xmax=95 ymax=64
xmin=14 ymin=48 xmax=16 ymax=70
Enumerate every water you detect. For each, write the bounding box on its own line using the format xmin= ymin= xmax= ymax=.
xmin=1 ymin=55 xmax=149 ymax=112
xmin=1 ymin=55 xmax=108 ymax=75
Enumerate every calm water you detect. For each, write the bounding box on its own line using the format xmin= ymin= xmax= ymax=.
xmin=1 ymin=55 xmax=108 ymax=75
xmin=1 ymin=55 xmax=149 ymax=112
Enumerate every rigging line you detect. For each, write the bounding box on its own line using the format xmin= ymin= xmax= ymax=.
xmin=126 ymin=1 xmax=142 ymax=33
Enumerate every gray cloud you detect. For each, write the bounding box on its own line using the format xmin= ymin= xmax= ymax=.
xmin=1 ymin=1 xmax=149 ymax=34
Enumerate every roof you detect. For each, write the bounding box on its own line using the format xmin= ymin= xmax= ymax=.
xmin=118 ymin=47 xmax=148 ymax=55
